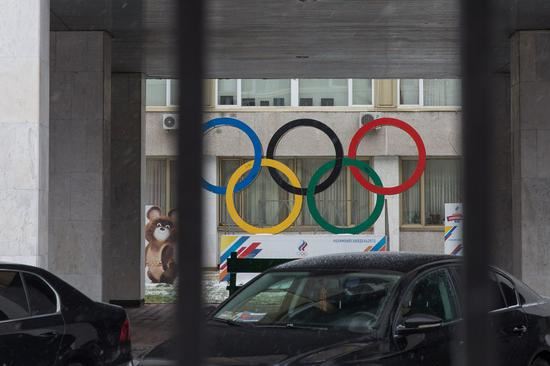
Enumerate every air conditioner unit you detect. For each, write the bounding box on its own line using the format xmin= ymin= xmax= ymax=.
xmin=162 ymin=114 xmax=179 ymax=130
xmin=359 ymin=113 xmax=382 ymax=129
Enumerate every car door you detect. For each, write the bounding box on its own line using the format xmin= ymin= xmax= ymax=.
xmin=488 ymin=271 xmax=530 ymax=366
xmin=0 ymin=270 xmax=32 ymax=366
xmin=0 ymin=270 xmax=64 ymax=366
xmin=18 ymin=272 xmax=65 ymax=366
xmin=391 ymin=268 xmax=462 ymax=366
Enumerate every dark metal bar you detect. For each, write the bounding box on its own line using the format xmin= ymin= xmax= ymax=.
xmin=177 ymin=0 xmax=205 ymax=363
xmin=461 ymin=0 xmax=495 ymax=364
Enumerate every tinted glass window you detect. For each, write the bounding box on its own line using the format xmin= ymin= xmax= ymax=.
xmin=23 ymin=273 xmax=57 ymax=316
xmin=0 ymin=271 xmax=29 ymax=321
xmin=496 ymin=274 xmax=518 ymax=307
xmin=214 ymin=271 xmax=400 ymax=333
xmin=401 ymin=269 xmax=458 ymax=322
xmin=488 ymin=273 xmax=506 ymax=311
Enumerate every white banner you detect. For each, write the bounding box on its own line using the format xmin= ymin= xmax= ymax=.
xmin=444 ymin=203 xmax=463 ymax=255
xmin=219 ymin=234 xmax=387 ymax=282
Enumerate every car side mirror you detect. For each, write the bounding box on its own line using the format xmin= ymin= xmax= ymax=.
xmin=204 ymin=304 xmax=218 ymax=317
xmin=395 ymin=314 xmax=443 ymax=335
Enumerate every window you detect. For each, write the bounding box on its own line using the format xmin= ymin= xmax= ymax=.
xmin=169 ymin=79 xmax=179 ymax=106
xmin=299 ymin=79 xmax=348 ymax=106
xmin=399 ymin=79 xmax=420 ymax=105
xmin=401 ymin=158 xmax=463 ymax=226
xmin=351 ymin=79 xmax=373 ymax=105
xmin=398 ymin=79 xmax=462 ymax=107
xmin=424 ymin=79 xmax=461 ymax=106
xmin=0 ymin=271 xmax=29 ymax=321
xmin=22 ymin=273 xmax=57 ymax=316
xmin=214 ymin=79 xmax=372 ymax=108
xmin=146 ymin=79 xmax=179 ymax=107
xmin=488 ymin=273 xmax=507 ymax=311
xmin=400 ymin=269 xmax=459 ymax=322
xmin=214 ymin=271 xmax=400 ymax=332
xmin=241 ymin=79 xmax=291 ymax=107
xmin=146 ymin=158 xmax=177 ymax=213
xmin=219 ymin=157 xmax=371 ymax=229
xmin=495 ymin=273 xmax=518 ymax=308
xmin=217 ymin=79 xmax=238 ymax=105
xmin=146 ymin=79 xmax=167 ymax=106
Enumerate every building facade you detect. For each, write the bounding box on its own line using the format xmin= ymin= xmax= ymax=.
xmin=145 ymin=78 xmax=462 ymax=268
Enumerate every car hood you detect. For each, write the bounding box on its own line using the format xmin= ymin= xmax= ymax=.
xmin=140 ymin=321 xmax=380 ymax=366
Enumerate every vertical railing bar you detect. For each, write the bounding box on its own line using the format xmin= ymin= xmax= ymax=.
xmin=461 ymin=0 xmax=495 ymax=364
xmin=177 ymin=0 xmax=205 ymax=364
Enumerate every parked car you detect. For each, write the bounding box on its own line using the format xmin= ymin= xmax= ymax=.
xmin=0 ymin=262 xmax=133 ymax=366
xmin=139 ymin=252 xmax=550 ymax=366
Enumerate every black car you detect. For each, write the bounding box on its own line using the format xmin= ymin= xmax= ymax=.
xmin=140 ymin=252 xmax=550 ymax=366
xmin=0 ymin=262 xmax=133 ymax=366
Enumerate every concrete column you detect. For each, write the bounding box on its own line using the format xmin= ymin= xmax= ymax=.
xmin=372 ymin=157 xmax=400 ymax=251
xmin=49 ymin=32 xmax=111 ymax=301
xmin=511 ymin=31 xmax=550 ymax=295
xmin=0 ymin=1 xmax=50 ymax=266
xmin=107 ymin=73 xmax=145 ymax=305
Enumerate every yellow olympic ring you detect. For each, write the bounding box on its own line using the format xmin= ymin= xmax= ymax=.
xmin=225 ymin=158 xmax=303 ymax=234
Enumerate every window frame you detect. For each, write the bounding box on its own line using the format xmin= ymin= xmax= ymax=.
xmin=489 ymin=270 xmax=521 ymax=314
xmin=217 ymin=156 xmax=374 ymax=231
xmin=146 ymin=79 xmax=178 ymax=108
xmin=393 ymin=267 xmax=461 ymax=333
xmin=0 ymin=269 xmax=61 ymax=324
xmin=214 ymin=79 xmax=374 ymax=109
xmin=400 ymin=157 xmax=462 ymax=231
xmin=397 ymin=79 xmax=424 ymax=107
xmin=145 ymin=157 xmax=178 ymax=213
xmin=398 ymin=79 xmax=462 ymax=108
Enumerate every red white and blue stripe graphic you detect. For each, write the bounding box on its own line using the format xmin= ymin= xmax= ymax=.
xmin=219 ymin=236 xmax=262 ymax=281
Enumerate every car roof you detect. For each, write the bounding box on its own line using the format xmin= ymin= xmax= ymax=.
xmin=0 ymin=262 xmax=46 ymax=272
xmin=272 ymin=252 xmax=460 ymax=274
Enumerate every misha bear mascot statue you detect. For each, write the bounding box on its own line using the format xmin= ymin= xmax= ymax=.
xmin=145 ymin=206 xmax=178 ymax=284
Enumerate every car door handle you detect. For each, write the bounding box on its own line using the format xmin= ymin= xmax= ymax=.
xmin=38 ymin=331 xmax=58 ymax=338
xmin=512 ymin=325 xmax=527 ymax=335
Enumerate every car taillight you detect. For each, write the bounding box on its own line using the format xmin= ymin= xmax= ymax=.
xmin=119 ymin=318 xmax=130 ymax=343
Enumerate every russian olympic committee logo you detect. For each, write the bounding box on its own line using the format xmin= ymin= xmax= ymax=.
xmin=297 ymin=240 xmax=308 ymax=256
xmin=202 ymin=117 xmax=426 ymax=235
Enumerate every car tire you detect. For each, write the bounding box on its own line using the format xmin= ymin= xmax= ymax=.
xmin=532 ymin=358 xmax=550 ymax=366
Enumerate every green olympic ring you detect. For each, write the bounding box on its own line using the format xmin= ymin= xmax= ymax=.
xmin=306 ymin=158 xmax=385 ymax=234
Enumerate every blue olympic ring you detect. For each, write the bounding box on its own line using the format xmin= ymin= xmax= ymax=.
xmin=202 ymin=118 xmax=263 ymax=194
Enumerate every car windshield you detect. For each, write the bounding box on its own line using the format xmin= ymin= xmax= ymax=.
xmin=213 ymin=271 xmax=401 ymax=333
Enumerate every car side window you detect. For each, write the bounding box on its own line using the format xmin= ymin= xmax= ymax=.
xmin=22 ymin=273 xmax=57 ymax=316
xmin=0 ymin=271 xmax=30 ymax=321
xmin=488 ymin=272 xmax=507 ymax=311
xmin=495 ymin=273 xmax=518 ymax=307
xmin=400 ymin=269 xmax=459 ymax=322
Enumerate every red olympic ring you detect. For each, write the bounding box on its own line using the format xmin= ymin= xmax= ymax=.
xmin=348 ymin=117 xmax=426 ymax=195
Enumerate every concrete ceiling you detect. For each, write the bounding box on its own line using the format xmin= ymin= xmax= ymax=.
xmin=49 ymin=0 xmax=540 ymax=79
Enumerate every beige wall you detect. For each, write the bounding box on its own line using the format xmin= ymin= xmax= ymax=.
xmin=146 ymin=110 xmax=461 ymax=157
xmin=145 ymin=109 xmax=461 ymax=262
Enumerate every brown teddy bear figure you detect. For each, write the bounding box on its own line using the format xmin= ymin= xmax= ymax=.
xmin=145 ymin=206 xmax=178 ymax=284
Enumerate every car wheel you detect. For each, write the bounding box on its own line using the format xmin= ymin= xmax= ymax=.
xmin=532 ymin=358 xmax=550 ymax=366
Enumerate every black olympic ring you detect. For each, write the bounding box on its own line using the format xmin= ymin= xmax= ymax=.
xmin=266 ymin=118 xmax=344 ymax=195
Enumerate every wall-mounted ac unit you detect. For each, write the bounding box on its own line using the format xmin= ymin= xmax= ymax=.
xmin=359 ymin=112 xmax=382 ymax=129
xmin=162 ymin=114 xmax=179 ymax=130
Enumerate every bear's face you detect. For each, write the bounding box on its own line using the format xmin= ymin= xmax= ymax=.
xmin=145 ymin=206 xmax=177 ymax=246
xmin=145 ymin=217 xmax=176 ymax=245
xmin=151 ymin=218 xmax=173 ymax=243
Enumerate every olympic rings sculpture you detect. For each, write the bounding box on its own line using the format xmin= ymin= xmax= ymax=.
xmin=202 ymin=117 xmax=426 ymax=234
